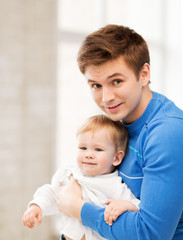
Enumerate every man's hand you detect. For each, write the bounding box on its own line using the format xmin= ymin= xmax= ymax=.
xmin=56 ymin=177 xmax=85 ymax=221
xmin=104 ymin=199 xmax=139 ymax=225
xmin=22 ymin=204 xmax=42 ymax=229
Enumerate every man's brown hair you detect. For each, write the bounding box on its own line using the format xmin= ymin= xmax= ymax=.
xmin=77 ymin=24 xmax=150 ymax=78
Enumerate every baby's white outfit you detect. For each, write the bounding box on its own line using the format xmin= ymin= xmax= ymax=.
xmin=29 ymin=166 xmax=140 ymax=240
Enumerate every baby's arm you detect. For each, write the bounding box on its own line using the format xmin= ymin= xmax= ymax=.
xmin=104 ymin=199 xmax=139 ymax=226
xmin=22 ymin=204 xmax=42 ymax=229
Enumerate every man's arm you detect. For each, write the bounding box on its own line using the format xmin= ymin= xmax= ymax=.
xmin=57 ymin=123 xmax=183 ymax=240
xmin=80 ymin=123 xmax=183 ymax=239
xmin=57 ymin=177 xmax=85 ymax=221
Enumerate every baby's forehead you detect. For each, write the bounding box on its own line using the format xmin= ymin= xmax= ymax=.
xmin=78 ymin=127 xmax=114 ymax=140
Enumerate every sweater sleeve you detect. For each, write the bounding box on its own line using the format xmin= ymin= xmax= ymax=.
xmin=81 ymin=120 xmax=183 ymax=240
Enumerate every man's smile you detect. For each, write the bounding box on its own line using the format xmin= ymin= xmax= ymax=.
xmin=105 ymin=103 xmax=123 ymax=113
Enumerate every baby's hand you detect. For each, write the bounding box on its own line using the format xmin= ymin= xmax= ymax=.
xmin=22 ymin=204 xmax=42 ymax=229
xmin=104 ymin=199 xmax=139 ymax=226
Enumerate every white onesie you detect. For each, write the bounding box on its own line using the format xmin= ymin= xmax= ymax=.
xmin=29 ymin=166 xmax=140 ymax=240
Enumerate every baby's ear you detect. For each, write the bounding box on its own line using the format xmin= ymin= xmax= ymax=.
xmin=113 ymin=151 xmax=125 ymax=167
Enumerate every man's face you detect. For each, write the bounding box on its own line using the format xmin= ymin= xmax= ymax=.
xmin=85 ymin=56 xmax=150 ymax=124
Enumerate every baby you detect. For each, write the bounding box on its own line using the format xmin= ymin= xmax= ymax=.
xmin=22 ymin=114 xmax=140 ymax=240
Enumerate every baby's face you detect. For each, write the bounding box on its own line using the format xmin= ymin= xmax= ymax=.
xmin=77 ymin=128 xmax=117 ymax=176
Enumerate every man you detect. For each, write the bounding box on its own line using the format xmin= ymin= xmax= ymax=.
xmin=57 ymin=25 xmax=183 ymax=240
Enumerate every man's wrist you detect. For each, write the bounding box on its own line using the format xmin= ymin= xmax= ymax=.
xmin=73 ymin=199 xmax=85 ymax=221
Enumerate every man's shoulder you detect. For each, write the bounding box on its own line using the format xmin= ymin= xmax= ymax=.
xmin=148 ymin=93 xmax=183 ymax=133
xmin=152 ymin=91 xmax=183 ymax=120
xmin=140 ymin=95 xmax=183 ymax=146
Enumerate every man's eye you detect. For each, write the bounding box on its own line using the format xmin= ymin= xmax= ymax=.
xmin=92 ymin=84 xmax=101 ymax=89
xmin=95 ymin=148 xmax=103 ymax=152
xmin=113 ymin=80 xmax=122 ymax=85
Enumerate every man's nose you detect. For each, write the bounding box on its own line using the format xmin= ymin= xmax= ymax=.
xmin=102 ymin=86 xmax=115 ymax=103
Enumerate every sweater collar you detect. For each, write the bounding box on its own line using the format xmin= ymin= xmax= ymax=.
xmin=122 ymin=91 xmax=159 ymax=136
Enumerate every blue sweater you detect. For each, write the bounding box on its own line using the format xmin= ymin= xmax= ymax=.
xmin=81 ymin=92 xmax=183 ymax=240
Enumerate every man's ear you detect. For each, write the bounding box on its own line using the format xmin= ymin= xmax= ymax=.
xmin=139 ymin=63 xmax=150 ymax=86
xmin=113 ymin=151 xmax=125 ymax=167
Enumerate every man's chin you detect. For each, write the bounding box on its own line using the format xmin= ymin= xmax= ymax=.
xmin=105 ymin=112 xmax=123 ymax=122
xmin=99 ymin=106 xmax=122 ymax=121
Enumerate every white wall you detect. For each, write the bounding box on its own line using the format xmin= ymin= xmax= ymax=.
xmin=0 ymin=1 xmax=58 ymax=239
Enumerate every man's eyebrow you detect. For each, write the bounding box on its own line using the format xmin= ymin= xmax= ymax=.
xmin=87 ymin=79 xmax=95 ymax=83
xmin=107 ymin=73 xmax=125 ymax=79
xmin=87 ymin=73 xmax=125 ymax=83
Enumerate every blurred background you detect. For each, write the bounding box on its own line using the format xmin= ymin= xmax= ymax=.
xmin=0 ymin=0 xmax=183 ymax=239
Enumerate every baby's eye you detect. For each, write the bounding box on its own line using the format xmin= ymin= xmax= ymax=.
xmin=95 ymin=148 xmax=103 ymax=152
xmin=80 ymin=147 xmax=87 ymax=150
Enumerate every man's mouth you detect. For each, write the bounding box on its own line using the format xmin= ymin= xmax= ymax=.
xmin=106 ymin=103 xmax=122 ymax=112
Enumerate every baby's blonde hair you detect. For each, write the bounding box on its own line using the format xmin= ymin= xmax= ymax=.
xmin=77 ymin=114 xmax=128 ymax=154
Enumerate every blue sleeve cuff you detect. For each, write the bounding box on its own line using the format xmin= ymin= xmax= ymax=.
xmin=81 ymin=202 xmax=104 ymax=229
xmin=80 ymin=202 xmax=119 ymax=239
